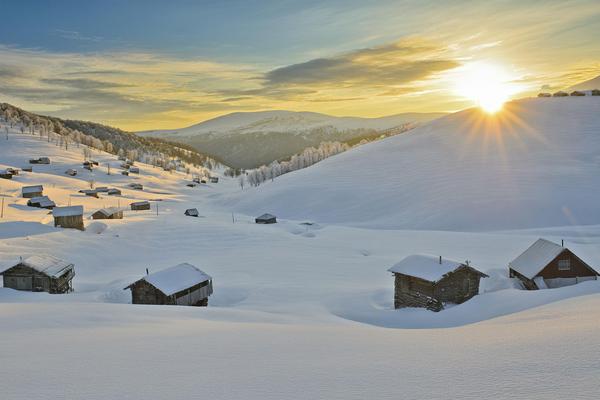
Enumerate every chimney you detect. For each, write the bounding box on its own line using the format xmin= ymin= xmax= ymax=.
xmin=439 ymin=256 xmax=442 ymax=265
xmin=146 ymin=268 xmax=149 ymax=275
xmin=561 ymin=239 xmax=564 ymax=247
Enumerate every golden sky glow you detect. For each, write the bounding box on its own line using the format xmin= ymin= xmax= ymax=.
xmin=0 ymin=1 xmax=599 ymax=130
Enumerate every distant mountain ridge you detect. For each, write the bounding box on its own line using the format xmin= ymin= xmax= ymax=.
xmin=568 ymin=74 xmax=600 ymax=91
xmin=137 ymin=110 xmax=445 ymax=168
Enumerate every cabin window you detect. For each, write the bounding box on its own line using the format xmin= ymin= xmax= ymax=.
xmin=558 ymin=259 xmax=571 ymax=270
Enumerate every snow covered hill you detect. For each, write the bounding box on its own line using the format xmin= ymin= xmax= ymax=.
xmin=223 ymin=96 xmax=600 ymax=231
xmin=569 ymin=74 xmax=600 ymax=91
xmin=137 ymin=110 xmax=444 ymax=168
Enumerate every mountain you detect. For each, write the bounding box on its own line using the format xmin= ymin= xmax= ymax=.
xmin=137 ymin=110 xmax=445 ymax=168
xmin=221 ymin=96 xmax=600 ymax=231
xmin=569 ymin=74 xmax=600 ymax=91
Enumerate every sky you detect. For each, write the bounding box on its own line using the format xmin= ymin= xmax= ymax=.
xmin=0 ymin=0 xmax=599 ymax=130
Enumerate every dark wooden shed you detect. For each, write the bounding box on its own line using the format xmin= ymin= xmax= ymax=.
xmin=27 ymin=196 xmax=56 ymax=209
xmin=591 ymin=89 xmax=600 ymax=96
xmin=388 ymin=255 xmax=488 ymax=311
xmin=553 ymin=91 xmax=569 ymax=97
xmin=184 ymin=208 xmax=199 ymax=217
xmin=22 ymin=185 xmax=43 ymax=198
xmin=130 ymin=201 xmax=151 ymax=211
xmin=124 ymin=263 xmax=213 ymax=306
xmin=0 ymin=170 xmax=13 ymax=180
xmin=570 ymin=90 xmax=586 ymax=96
xmin=0 ymin=255 xmax=75 ymax=293
xmin=91 ymin=207 xmax=123 ymax=220
xmin=107 ymin=188 xmax=122 ymax=196
xmin=255 ymin=213 xmax=277 ymax=224
xmin=53 ymin=206 xmax=85 ymax=231
xmin=509 ymin=238 xmax=599 ymax=289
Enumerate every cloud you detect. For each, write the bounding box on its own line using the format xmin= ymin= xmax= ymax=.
xmin=54 ymin=29 xmax=103 ymax=43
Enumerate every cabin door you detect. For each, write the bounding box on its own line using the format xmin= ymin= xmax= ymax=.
xmin=12 ymin=276 xmax=33 ymax=291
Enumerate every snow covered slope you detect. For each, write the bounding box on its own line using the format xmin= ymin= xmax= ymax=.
xmin=569 ymin=74 xmax=600 ymax=91
xmin=223 ymin=96 xmax=600 ymax=230
xmin=137 ymin=110 xmax=445 ymax=168
xmin=138 ymin=110 xmax=444 ymax=138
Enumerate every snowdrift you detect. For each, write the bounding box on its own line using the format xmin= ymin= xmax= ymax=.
xmin=225 ymin=97 xmax=600 ymax=230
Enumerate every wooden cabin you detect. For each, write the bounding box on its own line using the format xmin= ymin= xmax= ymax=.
xmin=570 ymin=90 xmax=586 ymax=96
xmin=22 ymin=185 xmax=43 ymax=198
xmin=29 ymin=157 xmax=50 ymax=165
xmin=130 ymin=201 xmax=151 ymax=211
xmin=27 ymin=196 xmax=56 ymax=209
xmin=107 ymin=188 xmax=121 ymax=196
xmin=121 ymin=170 xmax=129 ymax=176
xmin=0 ymin=170 xmax=13 ymax=180
xmin=129 ymin=167 xmax=140 ymax=174
xmin=65 ymin=168 xmax=78 ymax=176
xmin=553 ymin=91 xmax=569 ymax=97
xmin=91 ymin=207 xmax=123 ymax=220
xmin=255 ymin=213 xmax=277 ymax=224
xmin=95 ymin=187 xmax=109 ymax=193
xmin=124 ymin=263 xmax=213 ymax=306
xmin=509 ymin=238 xmax=599 ymax=289
xmin=79 ymin=189 xmax=99 ymax=198
xmin=537 ymin=92 xmax=551 ymax=98
xmin=129 ymin=183 xmax=143 ymax=190
xmin=6 ymin=168 xmax=19 ymax=176
xmin=0 ymin=255 xmax=74 ymax=293
xmin=184 ymin=208 xmax=199 ymax=217
xmin=388 ymin=255 xmax=488 ymax=311
xmin=591 ymin=89 xmax=600 ymax=96
xmin=53 ymin=206 xmax=85 ymax=231
xmin=21 ymin=166 xmax=33 ymax=172
xmin=210 ymin=177 xmax=219 ymax=183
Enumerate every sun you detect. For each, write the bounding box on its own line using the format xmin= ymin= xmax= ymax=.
xmin=454 ymin=62 xmax=516 ymax=114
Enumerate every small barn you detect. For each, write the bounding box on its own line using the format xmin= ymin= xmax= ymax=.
xmin=184 ymin=208 xmax=199 ymax=217
xmin=0 ymin=170 xmax=13 ymax=180
xmin=553 ymin=91 xmax=569 ymax=97
xmin=508 ymin=238 xmax=599 ymax=289
xmin=570 ymin=90 xmax=586 ymax=96
xmin=121 ymin=170 xmax=129 ymax=176
xmin=0 ymin=255 xmax=75 ymax=293
xmin=22 ymin=185 xmax=43 ymax=198
xmin=107 ymin=188 xmax=121 ymax=196
xmin=29 ymin=157 xmax=50 ymax=165
xmin=95 ymin=187 xmax=109 ymax=193
xmin=124 ymin=263 xmax=213 ymax=306
xmin=53 ymin=206 xmax=85 ymax=231
xmin=129 ymin=166 xmax=140 ymax=174
xmin=210 ymin=177 xmax=219 ymax=183
xmin=130 ymin=201 xmax=151 ymax=211
xmin=256 ymin=213 xmax=277 ymax=224
xmin=6 ymin=168 xmax=19 ymax=176
xmin=83 ymin=161 xmax=93 ymax=170
xmin=388 ymin=255 xmax=488 ymax=311
xmin=591 ymin=89 xmax=600 ymax=96
xmin=537 ymin=92 xmax=551 ymax=97
xmin=91 ymin=207 xmax=123 ymax=220
xmin=79 ymin=189 xmax=99 ymax=198
xmin=27 ymin=196 xmax=56 ymax=209
xmin=21 ymin=166 xmax=32 ymax=172
xmin=65 ymin=168 xmax=77 ymax=176
xmin=129 ymin=183 xmax=143 ymax=190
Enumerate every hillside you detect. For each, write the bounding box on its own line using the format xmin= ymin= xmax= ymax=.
xmin=221 ymin=96 xmax=600 ymax=231
xmin=138 ymin=110 xmax=445 ymax=168
xmin=569 ymin=74 xmax=600 ymax=91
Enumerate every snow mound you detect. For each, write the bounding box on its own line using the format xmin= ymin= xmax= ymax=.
xmin=86 ymin=222 xmax=108 ymax=234
xmin=224 ymin=97 xmax=600 ymax=230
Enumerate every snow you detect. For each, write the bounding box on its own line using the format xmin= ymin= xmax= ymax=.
xmin=508 ymin=238 xmax=565 ymax=279
xmin=0 ymin=254 xmax=73 ymax=278
xmin=2 ymin=108 xmax=600 ymax=399
xmin=52 ymin=205 xmax=84 ymax=217
xmin=132 ymin=263 xmax=211 ymax=296
xmin=387 ymin=254 xmax=466 ymax=282
xmin=222 ymin=97 xmax=600 ymax=230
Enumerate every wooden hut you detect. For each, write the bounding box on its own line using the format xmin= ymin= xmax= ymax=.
xmin=6 ymin=168 xmax=19 ymax=176
xmin=255 ymin=213 xmax=277 ymax=224
xmin=130 ymin=201 xmax=151 ymax=211
xmin=79 ymin=189 xmax=99 ymax=198
xmin=95 ymin=187 xmax=109 ymax=193
xmin=0 ymin=255 xmax=75 ymax=294
xmin=210 ymin=177 xmax=219 ymax=183
xmin=83 ymin=161 xmax=93 ymax=170
xmin=129 ymin=183 xmax=143 ymax=190
xmin=27 ymin=196 xmax=56 ymax=209
xmin=570 ymin=90 xmax=586 ymax=96
xmin=0 ymin=170 xmax=13 ymax=180
xmin=65 ymin=168 xmax=78 ymax=176
xmin=388 ymin=255 xmax=488 ymax=311
xmin=509 ymin=238 xmax=599 ymax=290
xmin=91 ymin=207 xmax=123 ymax=220
xmin=184 ymin=208 xmax=199 ymax=217
xmin=591 ymin=89 xmax=600 ymax=96
xmin=21 ymin=166 xmax=33 ymax=172
xmin=552 ymin=91 xmax=569 ymax=97
xmin=129 ymin=166 xmax=140 ymax=174
xmin=53 ymin=206 xmax=85 ymax=231
xmin=22 ymin=185 xmax=43 ymax=198
xmin=121 ymin=170 xmax=129 ymax=176
xmin=29 ymin=157 xmax=50 ymax=165
xmin=124 ymin=263 xmax=213 ymax=306
xmin=107 ymin=188 xmax=121 ymax=196
xmin=537 ymin=92 xmax=551 ymax=97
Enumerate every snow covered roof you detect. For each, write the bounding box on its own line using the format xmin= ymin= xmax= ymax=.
xmin=29 ymin=196 xmax=55 ymax=207
xmin=22 ymin=185 xmax=43 ymax=193
xmin=127 ymin=263 xmax=212 ymax=296
xmin=94 ymin=207 xmax=121 ymax=216
xmin=509 ymin=239 xmax=566 ymax=279
xmin=131 ymin=201 xmax=149 ymax=206
xmin=257 ymin=213 xmax=276 ymax=220
xmin=53 ymin=206 xmax=84 ymax=217
xmin=1 ymin=255 xmax=73 ymax=278
xmin=388 ymin=255 xmax=468 ymax=282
